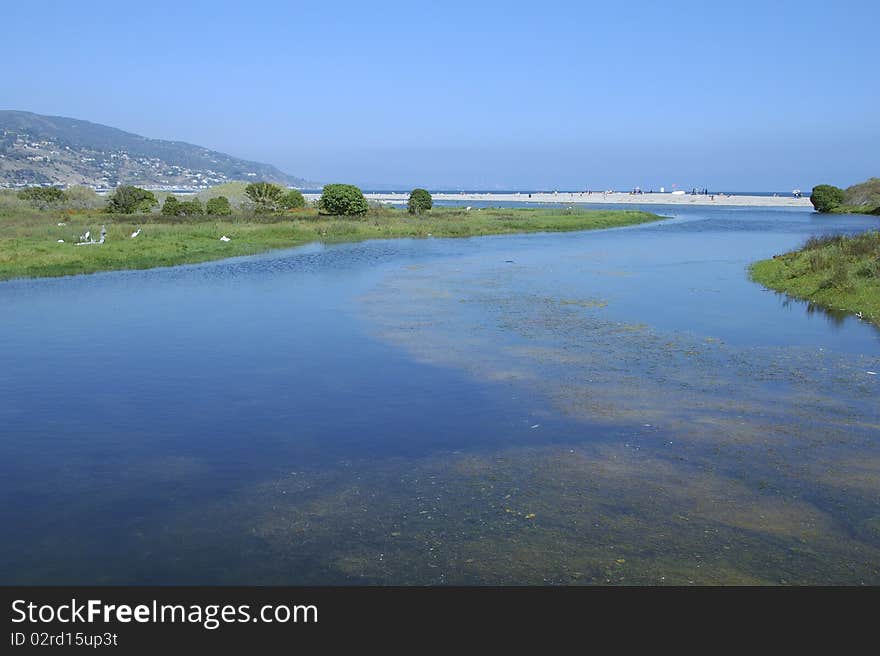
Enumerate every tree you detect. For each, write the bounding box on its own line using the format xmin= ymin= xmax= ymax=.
xmin=206 ymin=196 xmax=233 ymax=216
xmin=108 ymin=185 xmax=158 ymax=214
xmin=244 ymin=182 xmax=285 ymax=213
xmin=407 ymin=188 xmax=433 ymax=215
xmin=318 ymin=184 xmax=369 ymax=216
xmin=280 ymin=189 xmax=306 ymax=210
xmin=161 ymin=195 xmax=181 ymax=216
xmin=810 ymin=185 xmax=845 ymax=213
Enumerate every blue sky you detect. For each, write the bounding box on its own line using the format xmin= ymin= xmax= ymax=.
xmin=2 ymin=0 xmax=877 ymax=189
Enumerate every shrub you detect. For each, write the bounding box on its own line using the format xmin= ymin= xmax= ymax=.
xmin=318 ymin=184 xmax=369 ymax=216
xmin=161 ymin=195 xmax=181 ymax=216
xmin=810 ymin=184 xmax=845 ymax=213
xmin=407 ymin=188 xmax=433 ymax=215
xmin=245 ymin=182 xmax=285 ymax=213
xmin=280 ymin=189 xmax=306 ymax=210
xmin=205 ymin=196 xmax=232 ymax=216
xmin=807 ymin=250 xmax=826 ymax=273
xmin=18 ymin=186 xmax=65 ymax=206
xmin=826 ymin=258 xmax=850 ymax=289
xmin=803 ymin=234 xmax=844 ymax=250
xmin=178 ymin=198 xmax=204 ymax=217
xmin=107 ymin=185 xmax=158 ymax=214
xmin=62 ymin=186 xmax=104 ymax=210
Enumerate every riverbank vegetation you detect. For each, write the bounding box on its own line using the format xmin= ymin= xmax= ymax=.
xmin=408 ymin=188 xmax=433 ymax=215
xmin=0 ymin=184 xmax=663 ymax=281
xmin=750 ymin=231 xmax=880 ymax=326
xmin=809 ymin=178 xmax=880 ymax=215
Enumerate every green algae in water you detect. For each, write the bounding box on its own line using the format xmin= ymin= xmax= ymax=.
xmin=353 ymin=254 xmax=880 ymax=584
xmin=88 ymin=444 xmax=878 ymax=585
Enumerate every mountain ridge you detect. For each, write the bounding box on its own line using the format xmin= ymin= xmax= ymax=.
xmin=0 ymin=110 xmax=309 ymax=189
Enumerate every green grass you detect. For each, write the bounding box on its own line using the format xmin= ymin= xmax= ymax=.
xmin=750 ymin=231 xmax=880 ymax=326
xmin=0 ymin=205 xmax=663 ymax=281
xmin=828 ymin=204 xmax=880 ymax=215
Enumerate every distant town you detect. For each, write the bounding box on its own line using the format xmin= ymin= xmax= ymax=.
xmin=0 ymin=131 xmax=263 ymax=190
xmin=0 ymin=110 xmax=305 ymax=190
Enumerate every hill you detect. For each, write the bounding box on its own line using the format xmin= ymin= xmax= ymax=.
xmin=843 ymin=177 xmax=880 ymax=209
xmin=0 ymin=110 xmax=308 ymax=189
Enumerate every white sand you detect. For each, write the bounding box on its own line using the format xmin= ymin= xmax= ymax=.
xmin=304 ymin=191 xmax=811 ymax=208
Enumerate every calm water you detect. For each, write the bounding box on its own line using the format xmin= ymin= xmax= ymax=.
xmin=1 ymin=204 xmax=878 ymax=584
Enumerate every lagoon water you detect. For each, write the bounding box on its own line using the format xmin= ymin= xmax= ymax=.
xmin=1 ymin=204 xmax=878 ymax=584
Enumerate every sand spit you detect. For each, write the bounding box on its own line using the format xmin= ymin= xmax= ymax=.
xmin=305 ymin=191 xmax=812 ymax=208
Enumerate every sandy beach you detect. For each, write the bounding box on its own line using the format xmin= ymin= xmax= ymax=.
xmin=313 ymin=191 xmax=813 ymax=208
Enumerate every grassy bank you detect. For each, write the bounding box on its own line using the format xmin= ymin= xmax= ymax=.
xmin=750 ymin=231 xmax=880 ymax=326
xmin=0 ymin=205 xmax=663 ymax=281
xmin=829 ymin=205 xmax=880 ymax=216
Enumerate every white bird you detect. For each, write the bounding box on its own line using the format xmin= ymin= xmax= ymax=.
xmin=57 ymin=239 xmax=64 ymax=243
xmin=131 ymin=228 xmax=142 ymax=239
xmin=465 ymin=206 xmax=472 ymax=211
xmin=219 ymin=235 xmax=231 ymax=242
xmin=81 ymin=230 xmax=90 ymax=242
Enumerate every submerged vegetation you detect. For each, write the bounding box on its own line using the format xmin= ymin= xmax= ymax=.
xmin=0 ymin=185 xmax=663 ymax=280
xmin=750 ymin=231 xmax=880 ymax=325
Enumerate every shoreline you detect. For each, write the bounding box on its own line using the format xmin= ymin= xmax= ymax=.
xmin=750 ymin=232 xmax=880 ymax=328
xmin=306 ymin=191 xmax=813 ymax=208
xmin=0 ymin=207 xmax=662 ymax=282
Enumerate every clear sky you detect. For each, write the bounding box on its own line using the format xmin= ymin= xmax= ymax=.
xmin=3 ymin=0 xmax=877 ymax=190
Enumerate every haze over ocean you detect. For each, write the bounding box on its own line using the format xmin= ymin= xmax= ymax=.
xmin=2 ymin=0 xmax=877 ymax=190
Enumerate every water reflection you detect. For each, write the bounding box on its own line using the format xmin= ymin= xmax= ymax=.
xmin=770 ymin=289 xmax=879 ymax=333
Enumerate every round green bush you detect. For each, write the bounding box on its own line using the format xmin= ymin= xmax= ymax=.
xmin=161 ymin=195 xmax=181 ymax=216
xmin=280 ymin=189 xmax=306 ymax=210
xmin=107 ymin=185 xmax=158 ymax=214
xmin=162 ymin=195 xmax=205 ymax=217
xmin=318 ymin=184 xmax=369 ymax=216
xmin=177 ymin=198 xmax=204 ymax=217
xmin=206 ymin=196 xmax=233 ymax=216
xmin=407 ymin=188 xmax=433 ymax=214
xmin=810 ymin=184 xmax=845 ymax=213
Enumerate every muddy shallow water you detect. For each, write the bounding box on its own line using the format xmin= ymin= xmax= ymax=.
xmin=1 ymin=204 xmax=878 ymax=584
